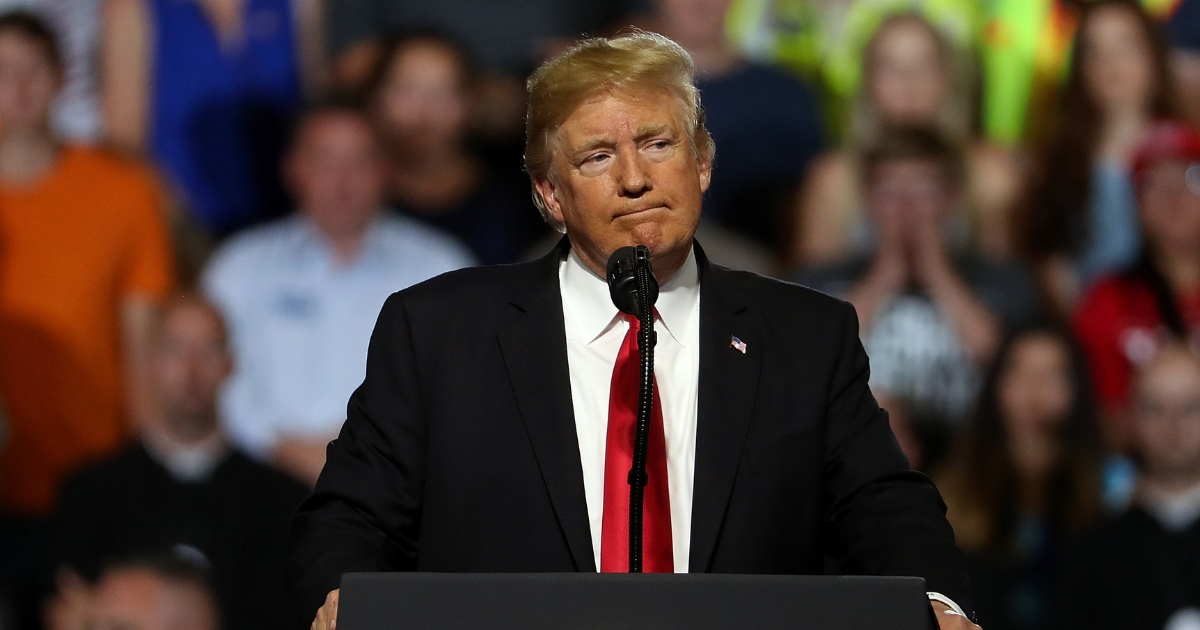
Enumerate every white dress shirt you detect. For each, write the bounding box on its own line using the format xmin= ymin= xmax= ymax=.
xmin=557 ymin=244 xmax=967 ymax=618
xmin=202 ymin=213 xmax=475 ymax=458
xmin=560 ymin=247 xmax=701 ymax=572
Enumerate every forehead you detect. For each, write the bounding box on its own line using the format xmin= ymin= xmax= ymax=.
xmin=1084 ymin=4 xmax=1143 ymax=41
xmin=1144 ymin=158 xmax=1192 ymax=178
xmin=1140 ymin=352 xmax=1200 ymax=396
xmin=871 ymin=21 xmax=940 ymax=61
xmin=0 ymin=29 xmax=53 ymax=62
xmin=387 ymin=41 xmax=463 ymax=82
xmin=297 ymin=112 xmax=375 ymax=149
xmin=554 ymin=89 xmax=684 ymax=146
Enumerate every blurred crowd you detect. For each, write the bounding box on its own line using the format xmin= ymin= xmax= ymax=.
xmin=0 ymin=0 xmax=1198 ymax=629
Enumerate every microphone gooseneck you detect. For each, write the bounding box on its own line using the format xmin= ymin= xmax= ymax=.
xmin=605 ymin=245 xmax=658 ymax=573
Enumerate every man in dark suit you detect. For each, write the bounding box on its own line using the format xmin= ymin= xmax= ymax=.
xmin=289 ymin=31 xmax=979 ymax=630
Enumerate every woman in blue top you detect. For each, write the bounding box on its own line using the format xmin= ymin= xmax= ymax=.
xmin=102 ymin=0 xmax=319 ymax=237
xmin=1020 ymin=0 xmax=1181 ymax=319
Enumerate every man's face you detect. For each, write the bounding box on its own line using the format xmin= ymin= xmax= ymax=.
xmin=534 ymin=90 xmax=710 ymax=276
xmin=92 ymin=569 xmax=216 ymax=630
xmin=658 ymin=0 xmax=735 ymax=47
xmin=1139 ymin=160 xmax=1200 ymax=252
xmin=152 ymin=303 xmax=231 ymax=441
xmin=865 ymin=159 xmax=955 ymax=232
xmin=1132 ymin=350 xmax=1200 ymax=481
xmin=286 ymin=112 xmax=385 ymax=240
xmin=0 ymin=32 xmax=58 ymax=133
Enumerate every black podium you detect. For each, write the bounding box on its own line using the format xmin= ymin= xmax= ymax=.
xmin=338 ymin=572 xmax=936 ymax=630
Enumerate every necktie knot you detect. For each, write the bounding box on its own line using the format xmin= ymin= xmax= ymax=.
xmin=620 ymin=308 xmax=660 ymax=331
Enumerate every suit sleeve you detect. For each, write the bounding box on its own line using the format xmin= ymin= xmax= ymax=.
xmin=821 ymin=301 xmax=974 ymax=618
xmin=286 ymin=293 xmax=426 ymax=622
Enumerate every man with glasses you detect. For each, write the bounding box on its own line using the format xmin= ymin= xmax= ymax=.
xmin=1053 ymin=344 xmax=1200 ymax=630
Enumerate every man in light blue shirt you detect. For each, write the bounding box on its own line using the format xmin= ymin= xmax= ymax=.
xmin=202 ymin=101 xmax=474 ymax=485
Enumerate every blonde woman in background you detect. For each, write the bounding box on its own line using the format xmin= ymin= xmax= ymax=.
xmin=791 ymin=13 xmax=1024 ymax=267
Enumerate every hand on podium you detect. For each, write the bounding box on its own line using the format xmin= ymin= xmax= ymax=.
xmin=932 ymin=601 xmax=981 ymax=630
xmin=311 ymin=589 xmax=339 ymax=630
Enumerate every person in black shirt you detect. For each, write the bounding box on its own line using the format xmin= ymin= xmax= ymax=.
xmin=1053 ymin=344 xmax=1200 ymax=630
xmin=795 ymin=127 xmax=1037 ymax=447
xmin=47 ymin=296 xmax=309 ymax=630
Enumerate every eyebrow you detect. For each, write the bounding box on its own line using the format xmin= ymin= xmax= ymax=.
xmin=633 ymin=123 xmax=671 ymax=142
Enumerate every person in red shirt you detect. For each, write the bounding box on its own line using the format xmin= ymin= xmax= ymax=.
xmin=1074 ymin=121 xmax=1200 ymax=448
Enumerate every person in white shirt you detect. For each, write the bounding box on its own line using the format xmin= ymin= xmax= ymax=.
xmin=202 ymin=100 xmax=474 ymax=486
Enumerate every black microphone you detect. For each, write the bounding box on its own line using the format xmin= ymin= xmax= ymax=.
xmin=606 ymin=245 xmax=658 ymax=316
xmin=605 ymin=245 xmax=658 ymax=573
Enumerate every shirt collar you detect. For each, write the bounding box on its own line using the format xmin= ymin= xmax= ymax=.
xmin=141 ymin=426 xmax=231 ymax=484
xmin=560 ymin=245 xmax=700 ymax=347
xmin=1139 ymin=478 xmax=1200 ymax=532
xmin=293 ymin=212 xmax=387 ymax=269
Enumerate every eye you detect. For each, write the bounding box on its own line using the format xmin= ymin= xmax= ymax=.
xmin=648 ymin=140 xmax=671 ymax=150
xmin=579 ymin=152 xmax=611 ymax=168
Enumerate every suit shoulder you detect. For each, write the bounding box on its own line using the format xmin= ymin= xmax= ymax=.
xmin=716 ymin=266 xmax=853 ymax=322
xmin=390 ymin=259 xmax=547 ymax=311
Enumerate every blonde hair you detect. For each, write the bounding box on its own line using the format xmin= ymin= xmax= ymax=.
xmin=524 ymin=30 xmax=715 ymax=230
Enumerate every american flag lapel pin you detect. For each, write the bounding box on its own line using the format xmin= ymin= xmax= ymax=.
xmin=730 ymin=335 xmax=747 ymax=354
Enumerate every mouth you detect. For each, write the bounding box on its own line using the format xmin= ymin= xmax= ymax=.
xmin=613 ymin=205 xmax=667 ymax=220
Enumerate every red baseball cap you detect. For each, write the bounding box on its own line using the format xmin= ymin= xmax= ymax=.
xmin=1131 ymin=120 xmax=1200 ymax=191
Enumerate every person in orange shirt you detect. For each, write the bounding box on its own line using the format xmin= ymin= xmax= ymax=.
xmin=0 ymin=10 xmax=173 ymax=629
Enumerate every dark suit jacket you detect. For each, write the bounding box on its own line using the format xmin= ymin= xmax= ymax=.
xmin=286 ymin=239 xmax=972 ymax=621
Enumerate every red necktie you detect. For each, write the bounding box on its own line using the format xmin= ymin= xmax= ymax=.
xmin=601 ymin=313 xmax=673 ymax=573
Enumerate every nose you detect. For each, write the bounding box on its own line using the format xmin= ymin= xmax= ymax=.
xmin=614 ymin=146 xmax=652 ymax=197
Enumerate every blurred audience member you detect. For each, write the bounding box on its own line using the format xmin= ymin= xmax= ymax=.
xmin=1020 ymin=0 xmax=1179 ymax=317
xmin=52 ymin=296 xmax=307 ymax=630
xmin=47 ymin=552 xmax=218 ymax=630
xmin=1171 ymin=1 xmax=1200 ymax=126
xmin=721 ymin=0 xmax=978 ymax=138
xmin=203 ymin=101 xmax=473 ymax=485
xmin=936 ymin=325 xmax=1103 ymax=630
xmin=101 ymin=0 xmax=322 ymax=236
xmin=1052 ymin=345 xmax=1200 ymax=630
xmin=0 ymin=0 xmax=103 ymax=142
xmin=327 ymin=0 xmax=634 ymax=140
xmin=1074 ymin=121 xmax=1200 ymax=448
xmin=0 ymin=11 xmax=173 ymax=628
xmin=796 ymin=128 xmax=1037 ymax=436
xmin=793 ymin=13 xmax=1022 ymax=266
xmin=368 ymin=32 xmax=545 ymax=265
xmin=652 ymin=0 xmax=823 ymax=254
xmin=327 ymin=0 xmax=632 ymax=90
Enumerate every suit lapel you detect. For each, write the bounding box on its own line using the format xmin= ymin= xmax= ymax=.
xmin=496 ymin=239 xmax=597 ymax=572
xmin=689 ymin=249 xmax=762 ymax=572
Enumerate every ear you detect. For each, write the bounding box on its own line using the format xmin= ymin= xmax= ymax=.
xmin=533 ymin=174 xmax=566 ymax=226
xmin=698 ymin=155 xmax=713 ymax=195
